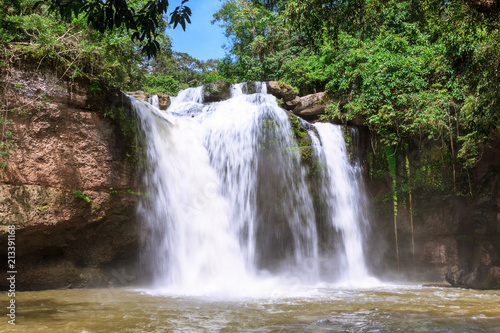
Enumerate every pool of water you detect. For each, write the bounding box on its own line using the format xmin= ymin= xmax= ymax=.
xmin=3 ymin=284 xmax=500 ymax=332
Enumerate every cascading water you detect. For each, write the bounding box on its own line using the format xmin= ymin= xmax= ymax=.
xmin=132 ymin=83 xmax=375 ymax=294
xmin=134 ymin=99 xmax=249 ymax=294
xmin=148 ymin=94 xmax=159 ymax=109
xmin=202 ymin=84 xmax=318 ymax=278
xmin=311 ymin=123 xmax=375 ymax=286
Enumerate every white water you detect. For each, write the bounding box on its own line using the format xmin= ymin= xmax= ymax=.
xmin=148 ymin=95 xmax=159 ymax=108
xmin=133 ymin=83 xmax=375 ymax=295
xmin=311 ymin=123 xmax=376 ymax=286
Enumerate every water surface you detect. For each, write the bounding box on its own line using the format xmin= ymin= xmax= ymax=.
xmin=3 ymin=284 xmax=500 ymax=332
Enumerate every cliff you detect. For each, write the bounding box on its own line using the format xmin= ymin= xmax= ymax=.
xmin=1 ymin=69 xmax=498 ymax=290
xmin=358 ymin=130 xmax=500 ymax=287
xmin=0 ymin=61 xmax=139 ymax=290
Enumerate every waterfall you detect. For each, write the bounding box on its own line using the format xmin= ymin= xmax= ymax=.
xmin=148 ymin=95 xmax=159 ymax=109
xmin=131 ymin=83 xmax=375 ymax=294
xmin=133 ymin=100 xmax=249 ymax=294
xmin=311 ymin=123 xmax=375 ymax=286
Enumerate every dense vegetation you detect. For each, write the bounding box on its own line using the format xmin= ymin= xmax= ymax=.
xmin=0 ymin=0 xmax=217 ymax=94
xmin=212 ymin=0 xmax=500 ymax=171
xmin=1 ymin=0 xmax=499 ymax=177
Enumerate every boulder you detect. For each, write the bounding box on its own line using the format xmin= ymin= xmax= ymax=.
xmin=127 ymin=90 xmax=150 ymax=102
xmin=445 ymin=265 xmax=500 ymax=290
xmin=266 ymin=81 xmax=298 ymax=102
xmin=157 ymin=93 xmax=171 ymax=110
xmin=293 ymin=92 xmax=327 ymax=117
xmin=285 ymin=96 xmax=301 ymax=110
xmin=203 ymin=80 xmax=232 ymax=103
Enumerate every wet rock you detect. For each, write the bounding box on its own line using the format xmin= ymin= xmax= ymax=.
xmin=266 ymin=81 xmax=298 ymax=103
xmin=293 ymin=92 xmax=327 ymax=118
xmin=445 ymin=265 xmax=500 ymax=290
xmin=127 ymin=90 xmax=150 ymax=102
xmin=157 ymin=93 xmax=171 ymax=110
xmin=203 ymin=80 xmax=231 ymax=102
xmin=242 ymin=81 xmax=259 ymax=94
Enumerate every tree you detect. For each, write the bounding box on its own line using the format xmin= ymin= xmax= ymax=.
xmin=216 ymin=0 xmax=498 ymax=166
xmin=141 ymin=51 xmax=220 ymax=94
xmin=43 ymin=0 xmax=192 ymax=57
xmin=212 ymin=0 xmax=305 ymax=84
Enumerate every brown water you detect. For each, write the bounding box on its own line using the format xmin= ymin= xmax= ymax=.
xmin=2 ymin=284 xmax=500 ymax=332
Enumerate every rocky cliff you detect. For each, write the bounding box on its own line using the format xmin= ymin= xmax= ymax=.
xmin=358 ymin=131 xmax=500 ymax=287
xmin=0 ymin=62 xmax=139 ymax=290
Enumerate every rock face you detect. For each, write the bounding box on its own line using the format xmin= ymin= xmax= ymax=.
xmin=0 ymin=63 xmax=139 ymax=290
xmin=266 ymin=81 xmax=298 ymax=103
xmin=127 ymin=90 xmax=150 ymax=102
xmin=360 ymin=129 xmax=500 ymax=285
xmin=292 ymin=92 xmax=327 ymax=118
xmin=157 ymin=92 xmax=171 ymax=110
xmin=202 ymin=80 xmax=232 ymax=103
xmin=266 ymin=82 xmax=328 ymax=120
xmin=285 ymin=96 xmax=301 ymax=110
xmin=446 ymin=266 xmax=500 ymax=289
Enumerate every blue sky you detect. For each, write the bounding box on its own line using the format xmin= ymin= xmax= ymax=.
xmin=166 ymin=0 xmax=228 ymax=61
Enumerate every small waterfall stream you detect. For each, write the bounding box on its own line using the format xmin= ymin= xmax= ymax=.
xmin=131 ymin=83 xmax=375 ymax=294
xmin=311 ymin=123 xmax=374 ymax=285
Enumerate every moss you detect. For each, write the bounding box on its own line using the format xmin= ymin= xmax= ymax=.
xmin=288 ymin=113 xmax=324 ymax=182
xmin=72 ymin=190 xmax=92 ymax=205
xmin=289 ymin=114 xmax=310 ymax=145
xmin=98 ymin=100 xmax=142 ymax=164
xmin=35 ymin=205 xmax=50 ymax=214
xmin=299 ymin=146 xmax=313 ymax=164
xmin=277 ymin=80 xmax=299 ymax=95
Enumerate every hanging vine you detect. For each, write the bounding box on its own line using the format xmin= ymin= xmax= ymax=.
xmin=406 ymin=147 xmax=415 ymax=268
xmin=385 ymin=145 xmax=399 ymax=275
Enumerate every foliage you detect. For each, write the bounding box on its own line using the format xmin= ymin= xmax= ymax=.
xmin=45 ymin=0 xmax=192 ymax=57
xmin=303 ymin=1 xmax=498 ymax=167
xmin=141 ymin=51 xmax=219 ymax=94
xmin=0 ymin=0 xmax=165 ymax=88
xmin=142 ymin=74 xmax=180 ymax=95
xmin=72 ymin=190 xmax=92 ymax=204
xmin=0 ymin=0 xmax=209 ymax=92
xmin=322 ymin=29 xmax=457 ymax=146
xmin=284 ymin=0 xmax=367 ymax=47
xmin=213 ymin=0 xmax=499 ymax=170
xmin=212 ymin=0 xmax=312 ymax=91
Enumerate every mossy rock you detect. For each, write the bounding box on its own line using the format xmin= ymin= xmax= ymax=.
xmin=242 ymin=81 xmax=260 ymax=94
xmin=299 ymin=146 xmax=314 ymax=165
xmin=267 ymin=81 xmax=298 ymax=102
xmin=289 ymin=113 xmax=311 ymax=146
xmin=203 ymin=80 xmax=232 ymax=103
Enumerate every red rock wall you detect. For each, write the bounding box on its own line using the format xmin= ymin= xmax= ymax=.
xmin=0 ymin=64 xmax=139 ymax=290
